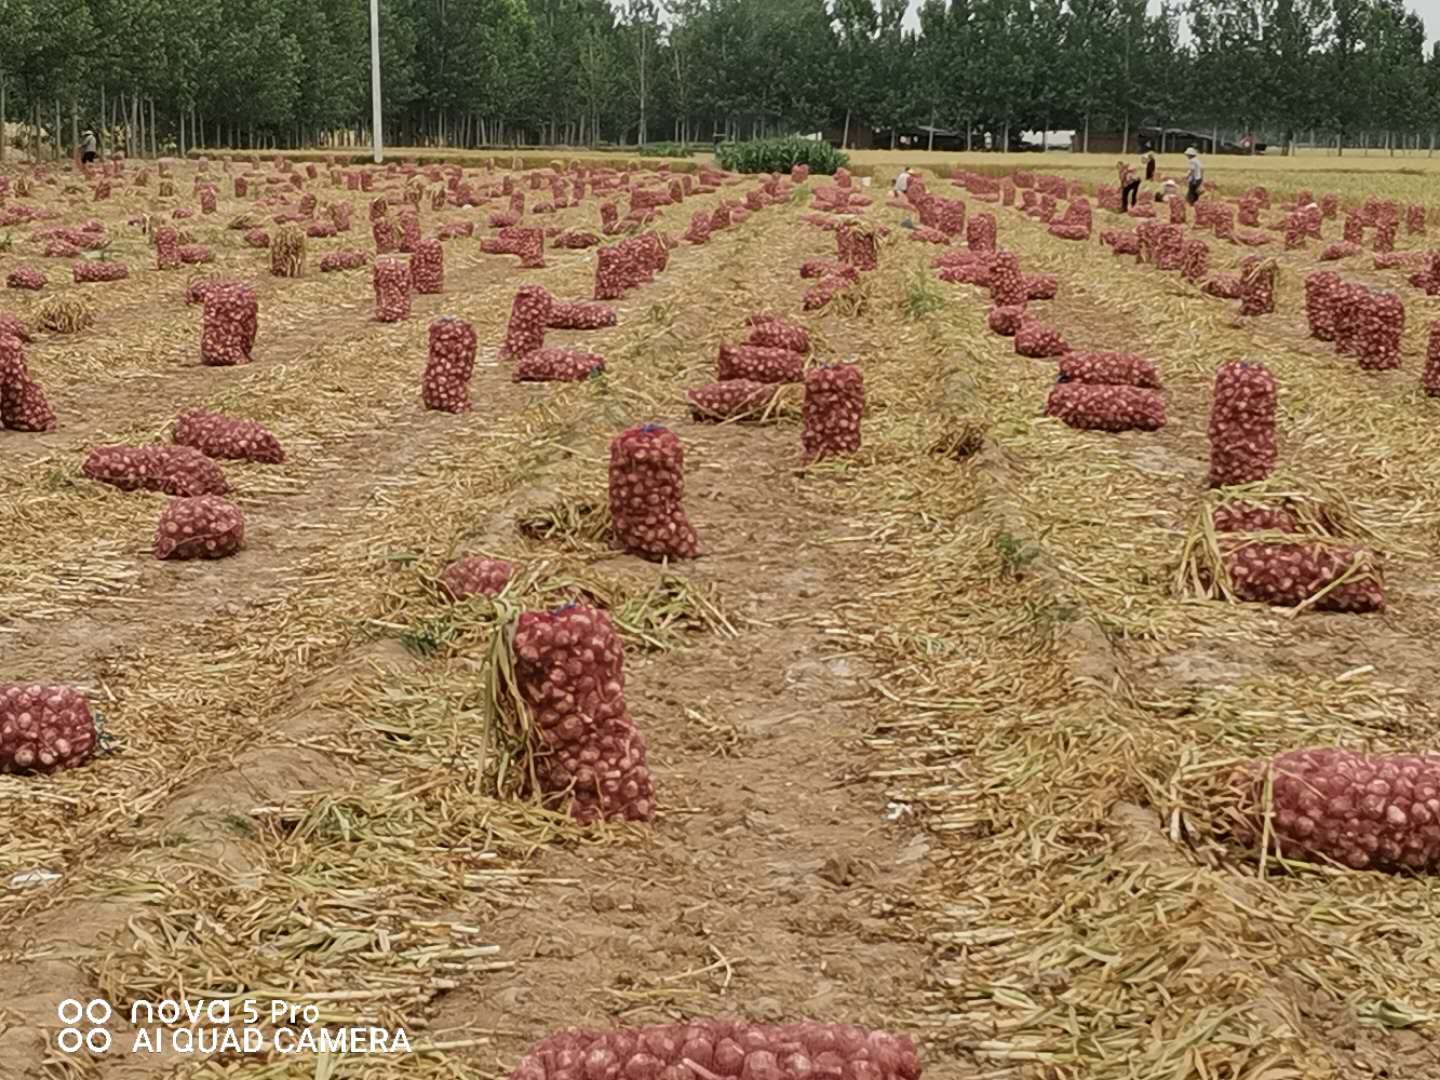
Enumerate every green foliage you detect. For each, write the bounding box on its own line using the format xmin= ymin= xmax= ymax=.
xmin=901 ymin=271 xmax=946 ymax=320
xmin=715 ymin=137 xmax=849 ymax=175
xmin=637 ymin=141 xmax=695 ymax=158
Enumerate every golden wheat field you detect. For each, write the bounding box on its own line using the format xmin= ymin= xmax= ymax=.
xmin=2 ymin=148 xmax=1440 ymax=1080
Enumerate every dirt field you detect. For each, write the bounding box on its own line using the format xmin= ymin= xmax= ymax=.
xmin=3 ymin=153 xmax=1440 ymax=1080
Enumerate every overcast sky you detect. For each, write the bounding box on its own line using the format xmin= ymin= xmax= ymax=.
xmin=899 ymin=0 xmax=1440 ymax=47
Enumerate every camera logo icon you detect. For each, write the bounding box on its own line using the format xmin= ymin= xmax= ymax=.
xmin=57 ymin=999 xmax=113 ymax=1054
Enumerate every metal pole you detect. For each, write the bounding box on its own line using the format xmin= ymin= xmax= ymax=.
xmin=369 ymin=0 xmax=384 ymax=163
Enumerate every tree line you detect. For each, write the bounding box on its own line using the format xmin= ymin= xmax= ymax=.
xmin=1 ymin=0 xmax=1437 ymax=159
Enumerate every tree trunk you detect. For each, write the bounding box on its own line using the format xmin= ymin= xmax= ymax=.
xmin=54 ymin=99 xmax=61 ymax=160
xmin=1002 ymin=120 xmax=1010 ymax=153
xmin=150 ymin=98 xmax=156 ymax=158
xmin=71 ymin=100 xmax=79 ymax=166
xmin=0 ymin=74 xmax=7 ymax=164
xmin=1121 ymin=114 xmax=1129 ymax=156
xmin=927 ymin=105 xmax=935 ymax=152
xmin=842 ymin=109 xmax=850 ymax=151
xmin=1083 ymin=112 xmax=1090 ymax=154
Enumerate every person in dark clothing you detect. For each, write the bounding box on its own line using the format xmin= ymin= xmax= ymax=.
xmin=1143 ymin=151 xmax=1156 ymax=181
xmin=81 ymin=129 xmax=98 ymax=163
xmin=1118 ymin=160 xmax=1140 ymax=211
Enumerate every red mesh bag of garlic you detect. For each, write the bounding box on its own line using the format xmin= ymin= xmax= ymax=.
xmin=0 ymin=684 xmax=98 ymax=775
xmin=684 ymin=211 xmax=711 ymax=244
xmin=1181 ymin=239 xmax=1209 ymax=283
xmin=803 ymin=275 xmax=852 ymax=311
xmin=1373 ymin=220 xmax=1397 ymax=254
xmin=373 ymin=218 xmax=399 ymax=254
xmin=512 ymin=603 xmax=655 ymax=823
xmin=153 ymin=494 xmax=246 ymax=560
xmin=179 ymin=245 xmax=213 ymax=265
xmin=1226 ymin=748 xmax=1440 ymax=871
xmin=688 ymin=379 xmax=777 ymax=421
xmin=1343 ymin=215 xmax=1364 ymax=244
xmin=1168 ymin=198 xmax=1187 ymax=226
xmin=988 ymin=252 xmax=1027 ymax=306
xmin=1014 ymin=320 xmax=1068 ymax=359
xmin=594 ymin=245 xmax=633 ymax=300
xmin=1207 ymin=361 xmax=1277 ymax=488
xmin=396 ymin=211 xmax=421 ymax=254
xmin=373 ymin=258 xmax=411 ymax=323
xmin=0 ymin=314 xmax=31 ymax=343
xmin=1239 ymin=257 xmax=1275 ymax=317
xmin=1304 ymin=271 xmax=1342 ymax=341
xmin=1153 ymin=225 xmax=1184 ymax=271
xmin=1025 ymin=274 xmax=1057 ymax=301
xmin=200 ymin=283 xmax=258 ymax=367
xmin=174 ymin=407 xmax=284 ymax=463
xmin=1406 ymin=204 xmax=1427 ymax=236
xmin=1103 ymin=230 xmax=1140 ymax=256
xmin=320 ymin=250 xmax=368 ymax=272
xmin=508 ymin=1020 xmax=921 ymax=1080
xmin=439 ymin=556 xmax=516 ymax=601
xmin=635 ymin=232 xmax=669 ymax=277
xmin=547 ymin=300 xmax=616 ymax=331
xmin=1333 ymin=283 xmax=1370 ymax=356
xmin=1320 ymin=242 xmax=1360 ymax=263
xmin=514 ymin=346 xmax=605 ymax=382
xmin=245 ymin=229 xmax=271 ymax=249
xmin=966 ymin=213 xmax=996 ymax=252
xmin=410 ymin=238 xmax=444 ymax=294
xmin=718 ymin=344 xmax=804 ymax=384
xmin=502 ymin=285 xmax=553 ymax=358
xmin=987 ymin=305 xmax=1026 ymax=337
xmin=155 ymin=226 xmax=181 ymax=270
xmin=910 ymin=226 xmax=949 ymax=246
xmin=73 ymin=261 xmax=128 ymax=283
xmin=1219 ymin=539 xmax=1384 ymax=613
xmin=1423 ymin=321 xmax=1440 ymax=397
xmin=609 ymin=424 xmax=700 ymax=561
xmin=799 ymin=260 xmax=856 ymax=281
xmin=6 ymin=266 xmax=45 ymax=290
xmin=423 ymin=316 xmax=477 ymax=413
xmin=305 ymin=222 xmax=336 ymax=239
xmin=802 ymin=363 xmax=863 ymax=462
xmin=1202 ymin=274 xmax=1242 ymax=299
xmin=1045 ymin=382 xmax=1166 ymax=432
xmin=1058 ymin=351 xmax=1161 ymax=388
xmin=83 ymin=444 xmax=228 ymax=497
xmin=0 ymin=334 xmax=57 ymax=432
xmin=746 ymin=317 xmax=808 ymax=353
xmin=1351 ymin=291 xmax=1404 ymax=371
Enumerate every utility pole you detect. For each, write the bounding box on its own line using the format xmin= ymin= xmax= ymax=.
xmin=370 ymin=0 xmax=384 ymax=163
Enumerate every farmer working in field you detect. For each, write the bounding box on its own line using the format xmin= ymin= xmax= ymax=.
xmin=1185 ymin=147 xmax=1204 ymax=204
xmin=892 ymin=167 xmax=914 ymax=198
xmin=1143 ymin=150 xmax=1156 ymax=181
xmin=1117 ymin=159 xmax=1141 ymax=211
xmin=81 ymin=129 xmax=98 ymax=164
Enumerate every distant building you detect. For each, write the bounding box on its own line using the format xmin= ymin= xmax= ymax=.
xmin=1081 ymin=127 xmax=1245 ymax=155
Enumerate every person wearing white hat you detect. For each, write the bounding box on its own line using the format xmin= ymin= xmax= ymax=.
xmin=81 ymin=129 xmax=98 ymax=164
xmin=1184 ymin=147 xmax=1204 ymax=205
